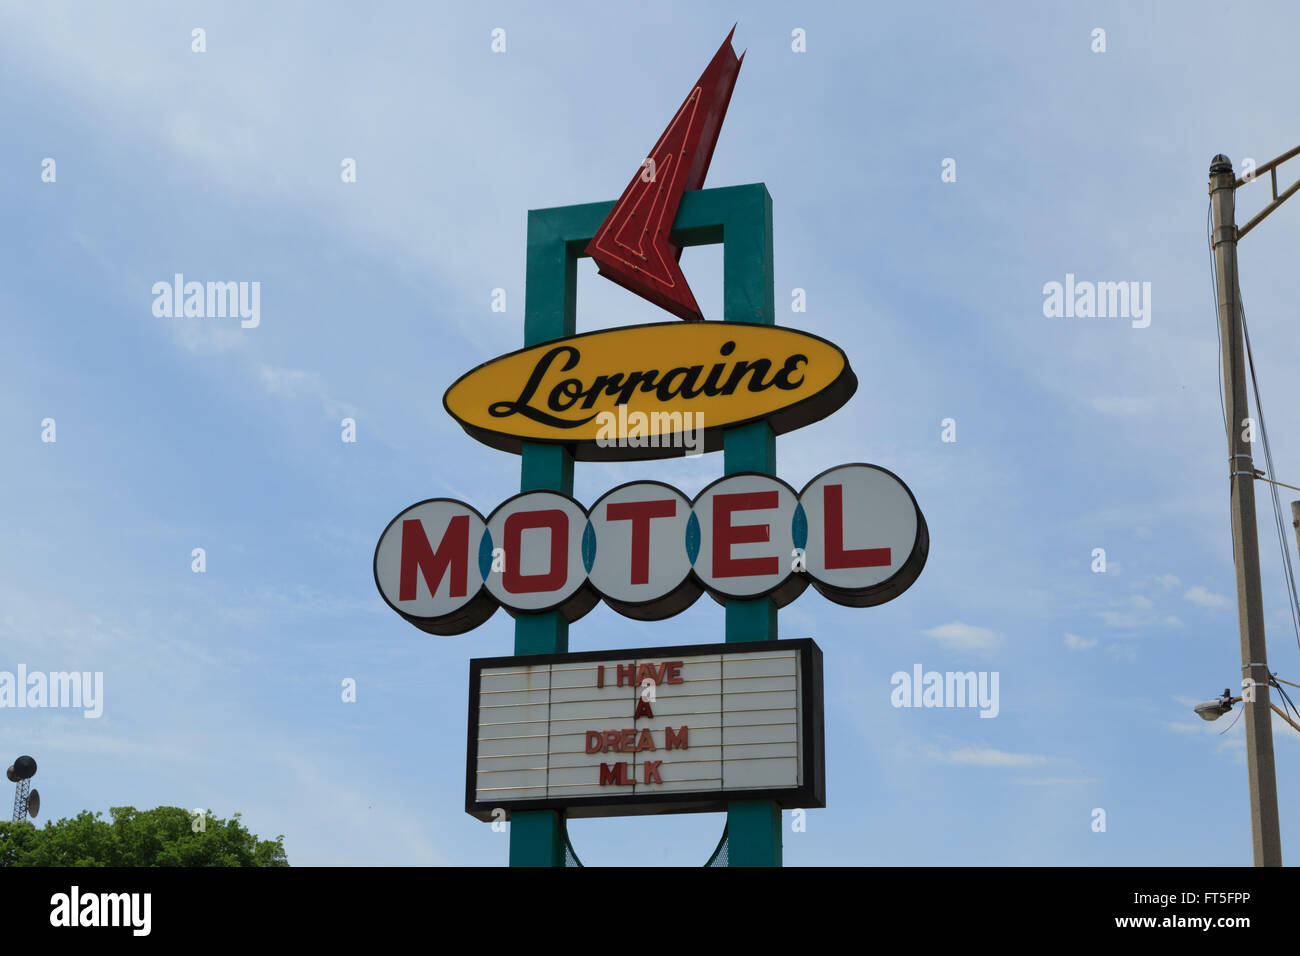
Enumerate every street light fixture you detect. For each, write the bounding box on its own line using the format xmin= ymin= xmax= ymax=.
xmin=1194 ymin=690 xmax=1238 ymax=722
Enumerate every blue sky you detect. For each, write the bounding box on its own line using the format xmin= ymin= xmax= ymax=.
xmin=4 ymin=0 xmax=1300 ymax=865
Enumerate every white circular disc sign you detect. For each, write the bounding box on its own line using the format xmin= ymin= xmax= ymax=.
xmin=692 ymin=472 xmax=806 ymax=606
xmin=373 ymin=498 xmax=495 ymax=635
xmin=798 ymin=463 xmax=928 ymax=607
xmin=484 ymin=490 xmax=596 ymax=620
xmin=588 ymin=481 xmax=699 ymax=619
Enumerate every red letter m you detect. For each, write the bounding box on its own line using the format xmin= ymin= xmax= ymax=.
xmin=399 ymin=516 xmax=468 ymax=601
xmin=599 ymin=762 xmax=633 ymax=786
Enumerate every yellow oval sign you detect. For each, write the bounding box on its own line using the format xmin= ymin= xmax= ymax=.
xmin=443 ymin=322 xmax=857 ymax=460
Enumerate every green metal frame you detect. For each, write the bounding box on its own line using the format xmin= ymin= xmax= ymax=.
xmin=509 ymin=182 xmax=782 ymax=867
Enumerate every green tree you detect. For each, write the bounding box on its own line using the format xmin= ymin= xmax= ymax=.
xmin=0 ymin=806 xmax=288 ymax=866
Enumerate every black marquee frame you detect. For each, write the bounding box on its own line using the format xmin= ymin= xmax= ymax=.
xmin=465 ymin=638 xmax=825 ymax=820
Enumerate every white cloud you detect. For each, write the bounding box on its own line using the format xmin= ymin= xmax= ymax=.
xmin=1100 ymin=610 xmax=1138 ymax=628
xmin=1184 ymin=586 xmax=1229 ymax=609
xmin=1165 ymin=716 xmax=1247 ymax=759
xmin=259 ymin=364 xmax=313 ymax=398
xmin=257 ymin=364 xmax=358 ymax=421
xmin=922 ymin=621 xmax=1003 ymax=653
xmin=935 ymin=747 xmax=1049 ymax=768
xmin=1064 ymin=632 xmax=1097 ymax=651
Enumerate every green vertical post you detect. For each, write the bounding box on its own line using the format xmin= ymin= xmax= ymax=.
xmin=508 ymin=206 xmax=581 ymax=867
xmin=718 ymin=185 xmax=782 ymax=867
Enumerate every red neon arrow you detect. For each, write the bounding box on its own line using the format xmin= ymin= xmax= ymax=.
xmin=586 ymin=28 xmax=744 ymax=322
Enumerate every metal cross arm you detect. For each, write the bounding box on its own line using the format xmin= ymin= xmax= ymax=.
xmin=1229 ymin=143 xmax=1300 ymax=240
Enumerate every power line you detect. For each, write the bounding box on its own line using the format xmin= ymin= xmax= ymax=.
xmin=1238 ymin=282 xmax=1300 ymax=655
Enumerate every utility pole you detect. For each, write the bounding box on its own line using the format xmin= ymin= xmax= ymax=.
xmin=1209 ymin=154 xmax=1282 ymax=866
